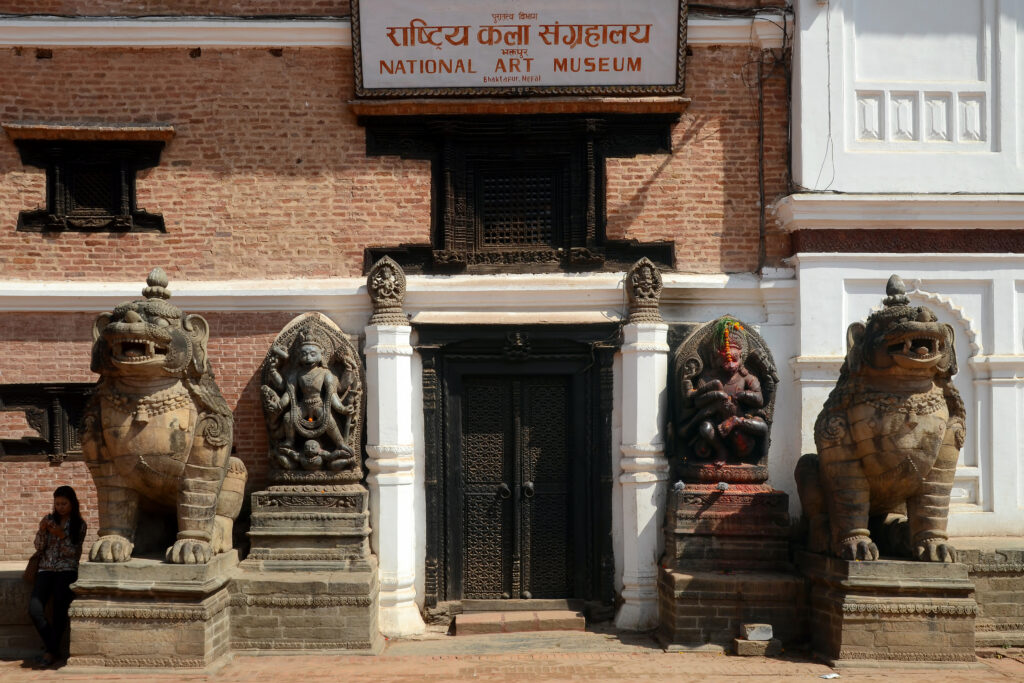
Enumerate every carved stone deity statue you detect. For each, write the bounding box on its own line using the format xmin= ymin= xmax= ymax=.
xmin=367 ymin=255 xmax=407 ymax=327
xmin=260 ymin=313 xmax=363 ymax=477
xmin=82 ymin=268 xmax=247 ymax=564
xmin=796 ymin=275 xmax=966 ymax=562
xmin=626 ymin=257 xmax=664 ymax=324
xmin=670 ymin=316 xmax=777 ymax=484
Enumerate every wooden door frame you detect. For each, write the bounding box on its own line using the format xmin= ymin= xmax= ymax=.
xmin=416 ymin=324 xmax=618 ymax=610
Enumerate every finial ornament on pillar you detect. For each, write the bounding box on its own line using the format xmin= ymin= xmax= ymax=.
xmin=626 ymin=257 xmax=664 ymax=324
xmin=368 ymin=256 xmax=408 ymax=326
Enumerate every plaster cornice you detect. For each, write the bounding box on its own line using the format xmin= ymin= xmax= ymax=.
xmin=775 ymin=194 xmax=1024 ymax=232
xmin=0 ymin=272 xmax=794 ymax=314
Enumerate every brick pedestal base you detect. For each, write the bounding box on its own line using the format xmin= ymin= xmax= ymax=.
xmin=658 ymin=485 xmax=803 ymax=649
xmin=798 ymin=551 xmax=978 ymax=665
xmin=658 ymin=567 xmax=805 ymax=649
xmin=67 ymin=550 xmax=236 ymax=669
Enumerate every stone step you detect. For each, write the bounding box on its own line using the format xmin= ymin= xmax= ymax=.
xmin=454 ymin=610 xmax=585 ymax=635
xmin=460 ymin=598 xmax=579 ymax=612
xmin=977 ymin=631 xmax=1024 ymax=648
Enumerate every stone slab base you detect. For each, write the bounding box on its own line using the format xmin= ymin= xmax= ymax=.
xmin=657 ymin=566 xmax=806 ymax=648
xmin=734 ymin=637 xmax=781 ymax=656
xmin=0 ymin=561 xmax=40 ymax=657
xmin=454 ymin=610 xmax=585 ymax=635
xmin=798 ymin=551 xmax=978 ymax=665
xmin=976 ymin=631 xmax=1024 ymax=648
xmin=230 ymin=563 xmax=382 ymax=653
xmin=67 ymin=550 xmax=237 ymax=670
xmin=958 ymin=543 xmax=1024 ymax=647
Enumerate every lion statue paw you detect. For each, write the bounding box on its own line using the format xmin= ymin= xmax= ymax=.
xmin=165 ymin=538 xmax=214 ymax=565
xmin=89 ymin=535 xmax=135 ymax=563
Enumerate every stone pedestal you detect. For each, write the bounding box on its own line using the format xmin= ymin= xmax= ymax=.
xmin=798 ymin=551 xmax=978 ymax=666
xmin=658 ymin=485 xmax=804 ymax=650
xmin=663 ymin=484 xmax=791 ymax=570
xmin=67 ymin=550 xmax=237 ymax=669
xmin=959 ymin=544 xmax=1024 ymax=647
xmin=233 ymin=479 xmax=382 ymax=653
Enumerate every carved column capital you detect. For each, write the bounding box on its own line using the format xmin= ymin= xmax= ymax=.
xmin=367 ymin=256 xmax=408 ymax=326
xmin=626 ymin=257 xmax=664 ymax=324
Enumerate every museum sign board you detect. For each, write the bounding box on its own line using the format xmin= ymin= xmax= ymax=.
xmin=352 ymin=0 xmax=687 ymax=97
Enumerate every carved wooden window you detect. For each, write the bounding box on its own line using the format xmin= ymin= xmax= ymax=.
xmin=0 ymin=383 xmax=94 ymax=463
xmin=14 ymin=140 xmax=166 ymax=232
xmin=363 ymin=115 xmax=677 ymax=273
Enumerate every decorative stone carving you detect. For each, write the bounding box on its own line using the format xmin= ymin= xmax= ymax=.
xmin=669 ymin=316 xmax=777 ymax=484
xmin=796 ymin=275 xmax=966 ymax=562
xmin=260 ymin=312 xmax=363 ymax=479
xmin=82 ymin=268 xmax=246 ymax=564
xmin=367 ymin=256 xmax=408 ymax=326
xmin=626 ymin=257 xmax=664 ymax=324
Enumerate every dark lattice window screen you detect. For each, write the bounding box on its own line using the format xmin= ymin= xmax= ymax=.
xmin=14 ymin=138 xmax=165 ymax=233
xmin=480 ymin=171 xmax=556 ymax=247
xmin=67 ymin=163 xmax=120 ymax=215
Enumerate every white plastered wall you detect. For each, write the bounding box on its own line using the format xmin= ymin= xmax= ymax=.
xmin=793 ymin=0 xmax=1024 ymax=193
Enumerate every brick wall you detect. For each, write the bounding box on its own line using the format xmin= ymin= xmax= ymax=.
xmin=0 ymin=43 xmax=788 ymax=278
xmin=607 ymin=44 xmax=789 ymax=273
xmin=0 ymin=310 xmax=319 ymax=560
xmin=0 ymin=47 xmax=430 ymax=281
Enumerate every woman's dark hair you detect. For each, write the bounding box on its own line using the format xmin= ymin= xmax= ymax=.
xmin=52 ymin=485 xmax=85 ymax=546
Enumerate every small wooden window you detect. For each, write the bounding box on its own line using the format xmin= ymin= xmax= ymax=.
xmin=13 ymin=139 xmax=166 ymax=233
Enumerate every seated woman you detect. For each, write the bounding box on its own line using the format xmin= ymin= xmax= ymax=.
xmin=28 ymin=485 xmax=87 ymax=667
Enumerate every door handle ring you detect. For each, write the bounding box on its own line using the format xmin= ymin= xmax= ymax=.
xmin=523 ymin=481 xmax=535 ymax=498
xmin=497 ymin=482 xmax=512 ymax=499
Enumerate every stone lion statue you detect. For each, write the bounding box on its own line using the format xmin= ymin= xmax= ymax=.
xmin=82 ymin=268 xmax=246 ymax=564
xmin=796 ymin=275 xmax=966 ymax=562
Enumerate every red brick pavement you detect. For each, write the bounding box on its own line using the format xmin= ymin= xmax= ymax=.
xmin=2 ymin=637 xmax=1023 ymax=683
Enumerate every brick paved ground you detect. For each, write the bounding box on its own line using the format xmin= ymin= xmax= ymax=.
xmin=2 ymin=630 xmax=1023 ymax=682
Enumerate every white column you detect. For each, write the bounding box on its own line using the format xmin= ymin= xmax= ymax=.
xmin=615 ymin=322 xmax=670 ymax=631
xmin=364 ymin=324 xmax=425 ymax=636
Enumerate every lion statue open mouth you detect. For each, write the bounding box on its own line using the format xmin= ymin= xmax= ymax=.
xmin=796 ymin=275 xmax=966 ymax=563
xmin=82 ymin=268 xmax=246 ymax=564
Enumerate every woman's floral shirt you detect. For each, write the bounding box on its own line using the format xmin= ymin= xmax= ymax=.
xmin=33 ymin=516 xmax=87 ymax=572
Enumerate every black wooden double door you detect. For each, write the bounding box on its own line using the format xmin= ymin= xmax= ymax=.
xmin=447 ymin=370 xmax=587 ymax=601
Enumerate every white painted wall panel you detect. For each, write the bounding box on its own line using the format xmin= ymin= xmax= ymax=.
xmin=793 ymin=0 xmax=1023 ymax=192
